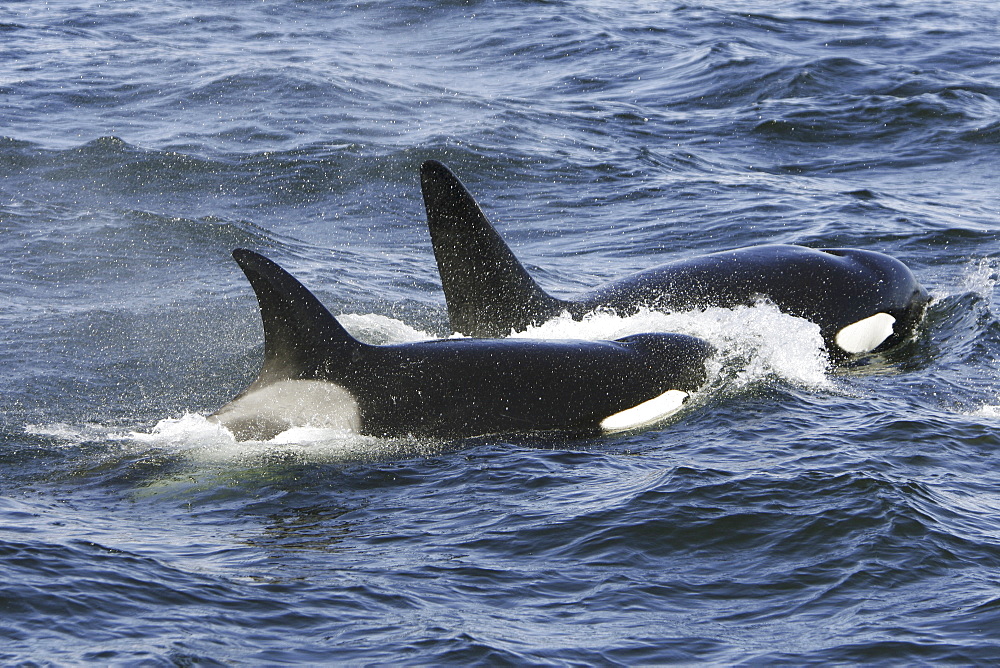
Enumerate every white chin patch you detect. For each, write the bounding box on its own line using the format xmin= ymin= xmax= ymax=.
xmin=600 ymin=389 xmax=689 ymax=434
xmin=835 ymin=312 xmax=896 ymax=354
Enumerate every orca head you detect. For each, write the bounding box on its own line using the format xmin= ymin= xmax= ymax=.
xmin=597 ymin=332 xmax=714 ymax=433
xmin=820 ymin=248 xmax=930 ymax=356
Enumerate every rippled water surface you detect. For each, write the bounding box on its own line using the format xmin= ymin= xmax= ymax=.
xmin=3 ymin=0 xmax=1000 ymax=664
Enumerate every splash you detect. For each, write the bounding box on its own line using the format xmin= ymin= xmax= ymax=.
xmin=969 ymin=405 xmax=1000 ymax=420
xmin=129 ymin=413 xmax=442 ymax=465
xmin=958 ymin=257 xmax=999 ymax=303
xmin=24 ymin=422 xmax=127 ymax=445
xmin=510 ymin=301 xmax=832 ymax=392
xmin=337 ymin=312 xmax=434 ymax=344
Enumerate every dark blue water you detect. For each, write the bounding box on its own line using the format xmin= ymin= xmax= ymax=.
xmin=3 ymin=0 xmax=1000 ymax=663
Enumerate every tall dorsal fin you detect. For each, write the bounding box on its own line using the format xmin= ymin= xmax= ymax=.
xmin=232 ymin=249 xmax=363 ymax=387
xmin=420 ymin=160 xmax=568 ymax=337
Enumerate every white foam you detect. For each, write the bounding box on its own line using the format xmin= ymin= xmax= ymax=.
xmin=25 ymin=422 xmax=93 ymax=441
xmin=127 ymin=412 xmax=419 ymax=465
xmin=959 ymin=257 xmax=999 ymax=301
xmin=130 ymin=413 xmax=236 ymax=448
xmin=25 ymin=422 xmax=136 ymax=446
xmin=336 ymin=312 xmax=435 ymax=344
xmin=511 ymin=300 xmax=832 ymax=392
xmin=970 ymin=405 xmax=1000 ymax=419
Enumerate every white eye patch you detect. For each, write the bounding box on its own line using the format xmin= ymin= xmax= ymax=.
xmin=835 ymin=313 xmax=896 ymax=354
xmin=600 ymin=389 xmax=689 ymax=433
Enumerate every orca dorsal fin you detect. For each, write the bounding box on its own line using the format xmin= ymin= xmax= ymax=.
xmin=232 ymin=249 xmax=364 ymax=387
xmin=420 ymin=160 xmax=569 ymax=337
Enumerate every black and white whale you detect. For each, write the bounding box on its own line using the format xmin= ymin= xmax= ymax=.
xmin=211 ymin=249 xmax=714 ymax=441
xmin=419 ymin=160 xmax=930 ymax=359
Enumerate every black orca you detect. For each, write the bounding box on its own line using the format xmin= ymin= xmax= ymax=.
xmin=419 ymin=160 xmax=930 ymax=359
xmin=211 ymin=249 xmax=714 ymax=441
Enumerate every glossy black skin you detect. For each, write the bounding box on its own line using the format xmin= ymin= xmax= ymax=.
xmin=220 ymin=249 xmax=713 ymax=440
xmin=347 ymin=334 xmax=711 ymax=438
xmin=573 ymin=245 xmax=929 ymax=358
xmin=420 ymin=160 xmax=930 ymax=359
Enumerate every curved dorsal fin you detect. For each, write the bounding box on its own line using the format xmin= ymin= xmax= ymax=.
xmin=420 ymin=160 xmax=568 ymax=337
xmin=232 ymin=249 xmax=363 ymax=387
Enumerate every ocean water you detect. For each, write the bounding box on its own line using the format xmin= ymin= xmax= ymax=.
xmin=2 ymin=0 xmax=1000 ymax=664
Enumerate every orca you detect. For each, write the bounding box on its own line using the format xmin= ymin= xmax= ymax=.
xmin=419 ymin=160 xmax=930 ymax=359
xmin=211 ymin=249 xmax=714 ymax=441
